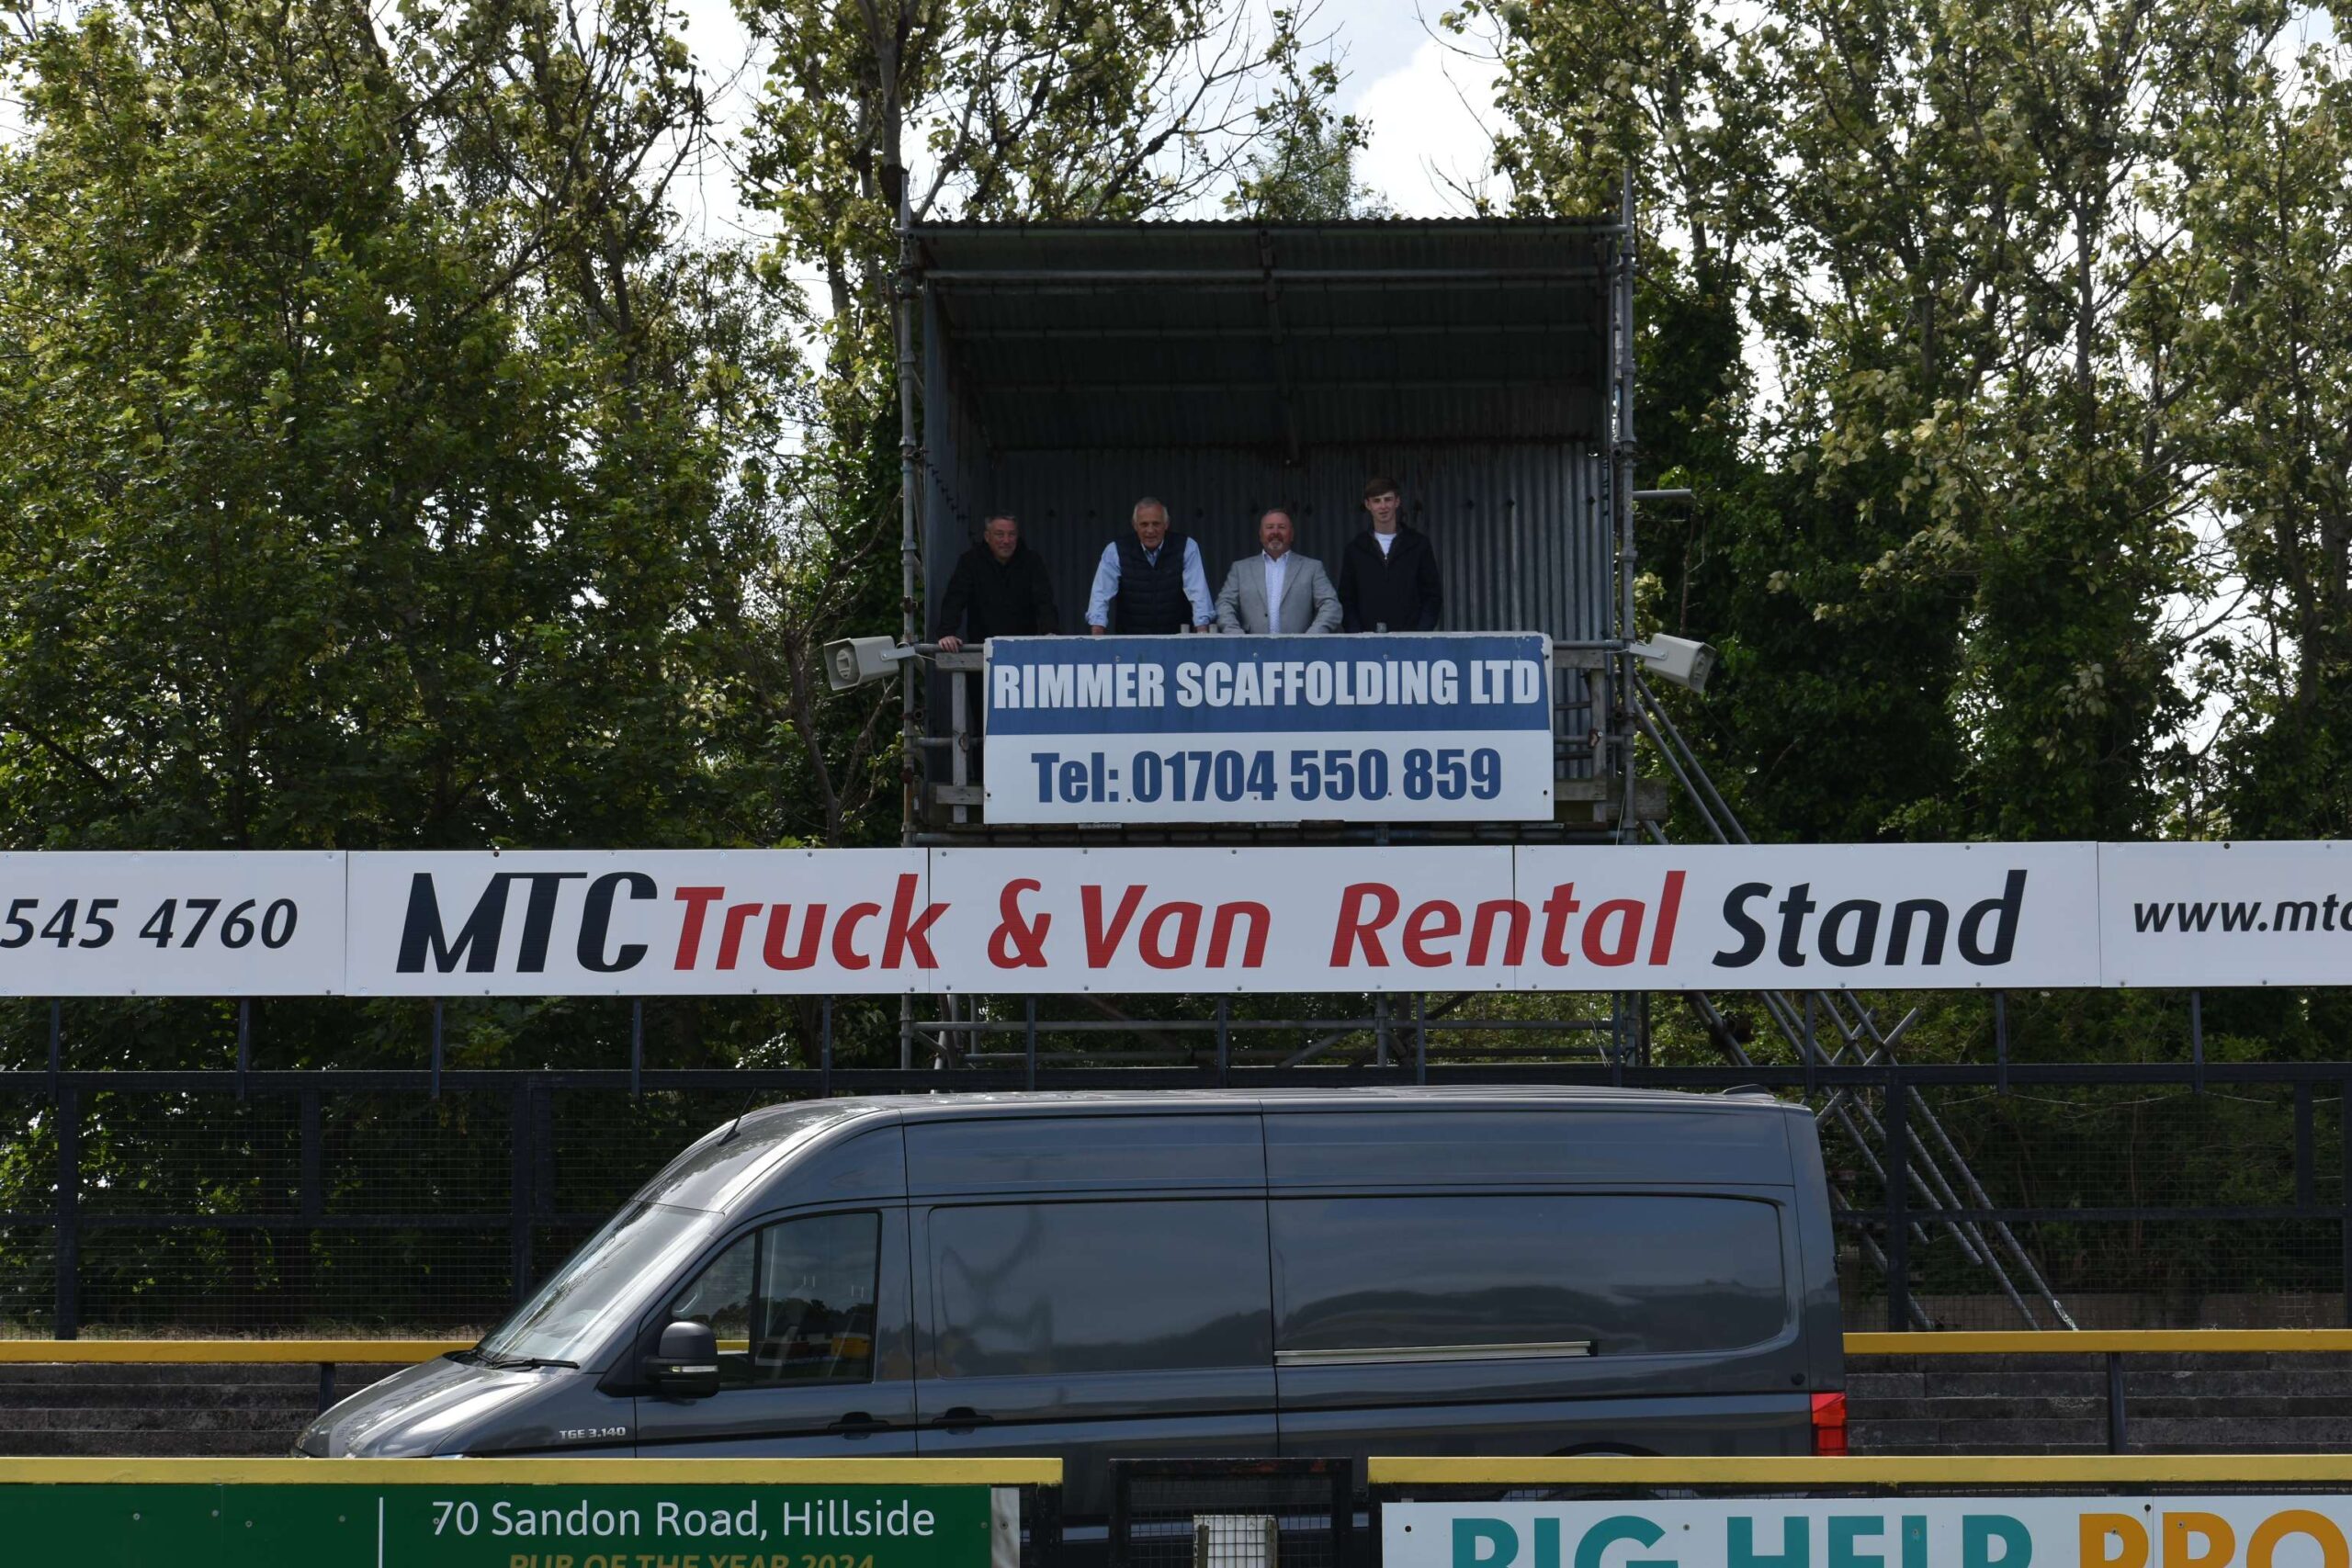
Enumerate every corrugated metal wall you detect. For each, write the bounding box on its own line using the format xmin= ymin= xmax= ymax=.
xmin=984 ymin=446 xmax=1611 ymax=643
xmin=922 ymin=435 xmax=1611 ymax=782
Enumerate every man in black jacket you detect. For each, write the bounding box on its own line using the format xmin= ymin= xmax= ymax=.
xmin=934 ymin=513 xmax=1058 ymax=650
xmin=1338 ymin=476 xmax=1442 ymax=632
xmin=933 ymin=513 xmax=1057 ymax=781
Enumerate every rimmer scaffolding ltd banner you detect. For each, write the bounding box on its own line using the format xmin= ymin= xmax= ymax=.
xmin=1 ymin=840 xmax=2348 ymax=995
xmin=981 ymin=633 xmax=1556 ymax=824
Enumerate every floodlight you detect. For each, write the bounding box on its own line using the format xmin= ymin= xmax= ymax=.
xmin=1631 ymin=635 xmax=1718 ymax=694
xmin=824 ymin=636 xmax=916 ymax=693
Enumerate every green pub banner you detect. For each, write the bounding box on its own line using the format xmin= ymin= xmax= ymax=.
xmin=0 ymin=1463 xmax=1028 ymax=1568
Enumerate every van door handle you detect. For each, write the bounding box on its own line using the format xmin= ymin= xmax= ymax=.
xmin=828 ymin=1412 xmax=887 ymax=1438
xmin=938 ymin=1406 xmax=992 ymax=1433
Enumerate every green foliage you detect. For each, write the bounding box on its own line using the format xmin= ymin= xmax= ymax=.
xmin=1470 ymin=0 xmax=2334 ymax=848
xmin=0 ymin=0 xmax=762 ymax=854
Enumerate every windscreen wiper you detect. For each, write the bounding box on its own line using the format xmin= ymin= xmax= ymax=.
xmin=471 ymin=1351 xmax=581 ymax=1371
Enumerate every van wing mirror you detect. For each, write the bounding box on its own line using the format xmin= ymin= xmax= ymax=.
xmin=644 ymin=1320 xmax=721 ymax=1399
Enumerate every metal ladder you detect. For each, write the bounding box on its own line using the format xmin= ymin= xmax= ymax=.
xmin=1627 ymin=670 xmax=2076 ymax=1330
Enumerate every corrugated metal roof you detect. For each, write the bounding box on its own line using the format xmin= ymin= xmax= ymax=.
xmin=913 ymin=220 xmax=1617 ymax=454
xmin=917 ymin=220 xmax=1624 ymax=695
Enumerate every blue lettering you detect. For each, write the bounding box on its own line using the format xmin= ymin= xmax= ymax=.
xmin=1732 ymin=1517 xmax=1810 ymax=1568
xmin=1454 ymin=1519 xmax=1518 ymax=1568
xmin=1963 ymin=1517 xmax=2030 ymax=1568
xmin=1575 ymin=1517 xmax=1672 ymax=1568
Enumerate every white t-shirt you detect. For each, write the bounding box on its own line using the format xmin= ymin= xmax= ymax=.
xmin=1374 ymin=529 xmax=1397 ymax=555
xmin=1261 ymin=550 xmax=1289 ymax=615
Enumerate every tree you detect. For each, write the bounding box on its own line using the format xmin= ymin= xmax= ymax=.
xmin=727 ymin=0 xmax=1337 ymax=850
xmin=2159 ymin=39 xmax=2352 ymax=840
xmin=1471 ymin=0 xmax=2278 ymax=844
xmin=0 ymin=0 xmax=767 ymax=856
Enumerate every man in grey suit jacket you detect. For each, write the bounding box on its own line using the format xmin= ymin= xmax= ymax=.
xmin=1216 ymin=509 xmax=1343 ymax=634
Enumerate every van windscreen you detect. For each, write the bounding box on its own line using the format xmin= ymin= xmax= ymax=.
xmin=1272 ymin=1195 xmax=1787 ymax=1359
xmin=477 ymin=1200 xmax=722 ymax=1366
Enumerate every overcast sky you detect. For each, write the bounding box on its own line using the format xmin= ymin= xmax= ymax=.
xmin=663 ymin=0 xmax=1512 ymax=246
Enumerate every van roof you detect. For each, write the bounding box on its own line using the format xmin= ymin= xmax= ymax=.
xmin=643 ymin=1086 xmax=1798 ymax=1212
xmin=724 ymin=1083 xmax=1792 ymax=1143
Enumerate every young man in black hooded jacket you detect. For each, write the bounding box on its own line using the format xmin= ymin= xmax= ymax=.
xmin=1337 ymin=475 xmax=1442 ymax=632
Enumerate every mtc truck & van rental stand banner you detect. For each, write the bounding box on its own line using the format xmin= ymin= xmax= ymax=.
xmin=3 ymin=840 xmax=2350 ymax=994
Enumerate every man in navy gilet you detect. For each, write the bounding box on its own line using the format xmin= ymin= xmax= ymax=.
xmin=1084 ymin=496 xmax=1214 ymax=635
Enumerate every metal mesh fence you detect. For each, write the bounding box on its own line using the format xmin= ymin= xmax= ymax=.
xmin=2 ymin=1063 xmax=2351 ymax=1337
xmin=1829 ymin=1083 xmax=2352 ymax=1331
xmin=1112 ymin=1461 xmax=1355 ymax=1568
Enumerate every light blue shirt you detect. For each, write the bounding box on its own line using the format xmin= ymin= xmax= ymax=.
xmin=1084 ymin=536 xmax=1214 ymax=629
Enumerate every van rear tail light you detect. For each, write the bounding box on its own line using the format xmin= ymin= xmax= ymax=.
xmin=1810 ymin=1391 xmax=1849 ymax=1456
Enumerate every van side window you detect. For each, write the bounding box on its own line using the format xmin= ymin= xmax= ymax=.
xmin=1272 ymin=1196 xmax=1786 ymax=1359
xmin=931 ymin=1201 xmax=1271 ymax=1378
xmin=667 ymin=1212 xmax=880 ymax=1388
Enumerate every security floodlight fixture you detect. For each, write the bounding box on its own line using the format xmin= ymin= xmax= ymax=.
xmin=1631 ymin=635 xmax=1718 ymax=694
xmin=824 ymin=636 xmax=917 ymax=693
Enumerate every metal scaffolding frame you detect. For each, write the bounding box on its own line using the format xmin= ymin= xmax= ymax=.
xmin=882 ymin=188 xmax=2061 ymax=1326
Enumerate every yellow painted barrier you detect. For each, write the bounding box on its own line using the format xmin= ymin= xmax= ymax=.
xmin=0 ymin=1338 xmax=467 ymax=1363
xmin=0 ymin=1457 xmax=1061 ymax=1484
xmin=1367 ymin=1454 xmax=2352 ymax=1486
xmin=9 ymin=1330 xmax=2351 ymax=1364
xmin=1845 ymin=1329 xmax=2352 ymax=1355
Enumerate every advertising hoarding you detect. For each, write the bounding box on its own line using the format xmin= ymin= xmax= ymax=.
xmin=0 ymin=842 xmax=2345 ymax=996
xmin=1384 ymin=1496 xmax=2351 ymax=1568
xmin=981 ymin=634 xmax=1555 ymax=825
xmin=0 ymin=851 xmax=346 ymax=997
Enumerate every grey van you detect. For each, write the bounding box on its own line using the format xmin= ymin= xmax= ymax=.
xmin=298 ymin=1088 xmax=1845 ymax=1511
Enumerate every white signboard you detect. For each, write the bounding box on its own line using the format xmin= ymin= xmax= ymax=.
xmin=0 ymin=840 xmax=2344 ymax=995
xmin=2101 ymin=840 xmax=2352 ymax=987
xmin=0 ymin=852 xmax=346 ymax=996
xmin=344 ymin=851 xmax=934 ymax=995
xmin=982 ymin=634 xmax=1555 ymax=824
xmin=925 ymin=846 xmax=1521 ymax=993
xmin=925 ymin=843 xmax=2098 ymax=994
xmin=1385 ymin=1497 xmax=2352 ymax=1568
xmin=1513 ymin=841 xmax=2100 ymax=991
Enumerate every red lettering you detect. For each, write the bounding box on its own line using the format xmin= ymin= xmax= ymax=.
xmin=1649 ymin=870 xmax=1685 ymax=964
xmin=1081 ymin=885 xmax=1148 ymax=964
xmin=672 ymin=886 xmax=726 ymax=969
xmin=882 ymin=874 xmax=946 ymax=968
xmin=1582 ymin=897 xmax=1645 ymax=965
xmin=716 ymin=901 xmax=763 ymax=969
xmin=1331 ymin=883 xmax=1400 ymax=966
xmin=1207 ymin=902 xmax=1270 ymax=967
xmin=831 ymin=902 xmax=881 ymax=970
xmin=761 ymin=904 xmax=826 ymax=970
xmin=1540 ymin=883 xmax=1582 ymax=965
xmin=1140 ymin=902 xmax=1203 ymax=968
xmin=1403 ymin=900 xmax=1462 ymax=967
xmin=1646 ymin=864 xmax=1683 ymax=964
xmin=1468 ymin=899 xmax=1529 ymax=965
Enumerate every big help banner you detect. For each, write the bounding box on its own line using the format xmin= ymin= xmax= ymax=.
xmin=2 ymin=842 xmax=2347 ymax=995
xmin=981 ymin=633 xmax=1555 ymax=824
xmin=1384 ymin=1497 xmax=2352 ymax=1568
